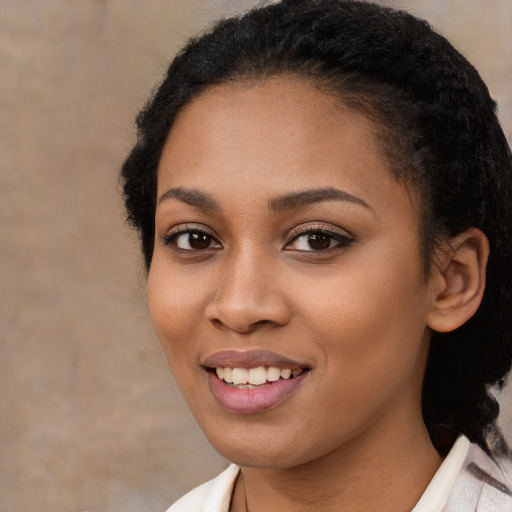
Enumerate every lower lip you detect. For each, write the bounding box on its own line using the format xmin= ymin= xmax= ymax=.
xmin=207 ymin=371 xmax=307 ymax=414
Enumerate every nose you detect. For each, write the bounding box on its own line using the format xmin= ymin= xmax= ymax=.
xmin=205 ymin=252 xmax=292 ymax=334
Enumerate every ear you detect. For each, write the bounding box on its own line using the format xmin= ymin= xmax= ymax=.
xmin=426 ymin=228 xmax=489 ymax=333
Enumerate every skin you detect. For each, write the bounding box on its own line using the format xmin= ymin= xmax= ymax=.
xmin=148 ymin=77 xmax=456 ymax=511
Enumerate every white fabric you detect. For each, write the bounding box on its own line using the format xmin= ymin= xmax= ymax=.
xmin=166 ymin=435 xmax=512 ymax=511
xmin=166 ymin=464 xmax=238 ymax=512
xmin=412 ymin=435 xmax=469 ymax=512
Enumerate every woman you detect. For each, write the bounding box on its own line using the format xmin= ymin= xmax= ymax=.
xmin=121 ymin=0 xmax=512 ymax=510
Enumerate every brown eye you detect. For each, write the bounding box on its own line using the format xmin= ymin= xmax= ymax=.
xmin=164 ymin=229 xmax=221 ymax=251
xmin=187 ymin=232 xmax=212 ymax=250
xmin=307 ymin=233 xmax=331 ymax=250
xmin=286 ymin=229 xmax=355 ymax=252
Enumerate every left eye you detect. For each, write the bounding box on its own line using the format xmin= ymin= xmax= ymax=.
xmin=165 ymin=230 xmax=221 ymax=251
xmin=287 ymin=231 xmax=353 ymax=251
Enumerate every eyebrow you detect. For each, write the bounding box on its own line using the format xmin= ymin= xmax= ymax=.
xmin=269 ymin=187 xmax=373 ymax=213
xmin=158 ymin=187 xmax=221 ymax=211
xmin=157 ymin=186 xmax=373 ymax=214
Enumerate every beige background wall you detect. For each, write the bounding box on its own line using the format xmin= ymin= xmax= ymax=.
xmin=1 ymin=1 xmax=510 ymax=511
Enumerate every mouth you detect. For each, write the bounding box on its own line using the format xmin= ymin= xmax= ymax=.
xmin=209 ymin=366 xmax=305 ymax=388
xmin=203 ymin=350 xmax=310 ymax=413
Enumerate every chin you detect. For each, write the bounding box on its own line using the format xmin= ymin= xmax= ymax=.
xmin=201 ymin=422 xmax=323 ymax=470
xmin=216 ymin=446 xmax=302 ymax=470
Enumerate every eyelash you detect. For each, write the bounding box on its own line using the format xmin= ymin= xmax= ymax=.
xmin=160 ymin=225 xmax=355 ymax=253
xmin=285 ymin=227 xmax=355 ymax=252
xmin=160 ymin=226 xmax=220 ymax=252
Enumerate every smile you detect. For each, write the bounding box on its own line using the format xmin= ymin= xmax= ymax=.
xmin=203 ymin=350 xmax=310 ymax=413
xmin=215 ymin=366 xmax=304 ymax=387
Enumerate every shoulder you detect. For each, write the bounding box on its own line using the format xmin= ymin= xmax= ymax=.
xmin=166 ymin=464 xmax=240 ymax=512
xmin=444 ymin=441 xmax=512 ymax=511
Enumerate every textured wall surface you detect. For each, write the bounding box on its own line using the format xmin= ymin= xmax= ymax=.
xmin=1 ymin=1 xmax=510 ymax=511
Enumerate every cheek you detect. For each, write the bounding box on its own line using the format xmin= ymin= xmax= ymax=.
xmin=297 ymin=245 xmax=429 ymax=382
xmin=146 ymin=258 xmax=207 ymax=363
xmin=293 ymin=271 xmax=429 ymax=448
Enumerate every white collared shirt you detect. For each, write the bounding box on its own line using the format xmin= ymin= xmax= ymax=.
xmin=166 ymin=436 xmax=512 ymax=511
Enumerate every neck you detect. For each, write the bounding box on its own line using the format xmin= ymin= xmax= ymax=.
xmin=231 ymin=414 xmax=442 ymax=512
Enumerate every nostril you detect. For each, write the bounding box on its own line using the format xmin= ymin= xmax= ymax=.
xmin=209 ymin=317 xmax=268 ymax=334
xmin=253 ymin=319 xmax=272 ymax=327
xmin=210 ymin=318 xmax=225 ymax=330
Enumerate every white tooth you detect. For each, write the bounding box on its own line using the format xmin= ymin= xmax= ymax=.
xmin=216 ymin=367 xmax=224 ymax=380
xmin=292 ymin=369 xmax=302 ymax=377
xmin=232 ymin=368 xmax=249 ymax=385
xmin=280 ymin=368 xmax=292 ymax=379
xmin=267 ymin=367 xmax=281 ymax=382
xmin=223 ymin=367 xmax=233 ymax=383
xmin=248 ymin=367 xmax=267 ymax=385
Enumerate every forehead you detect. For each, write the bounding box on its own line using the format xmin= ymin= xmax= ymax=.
xmin=168 ymin=76 xmax=381 ymax=148
xmin=157 ymin=76 xmax=418 ymax=219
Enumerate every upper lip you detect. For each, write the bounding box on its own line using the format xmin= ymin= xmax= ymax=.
xmin=203 ymin=349 xmax=308 ymax=370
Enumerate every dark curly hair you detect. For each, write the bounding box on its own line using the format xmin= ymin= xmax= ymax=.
xmin=121 ymin=0 xmax=512 ymax=453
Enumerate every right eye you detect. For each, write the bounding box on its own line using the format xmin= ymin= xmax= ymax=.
xmin=162 ymin=229 xmax=222 ymax=251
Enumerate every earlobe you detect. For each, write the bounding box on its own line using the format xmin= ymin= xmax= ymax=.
xmin=426 ymin=228 xmax=489 ymax=333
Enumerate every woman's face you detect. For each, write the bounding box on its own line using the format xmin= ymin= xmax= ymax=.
xmin=148 ymin=77 xmax=436 ymax=468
